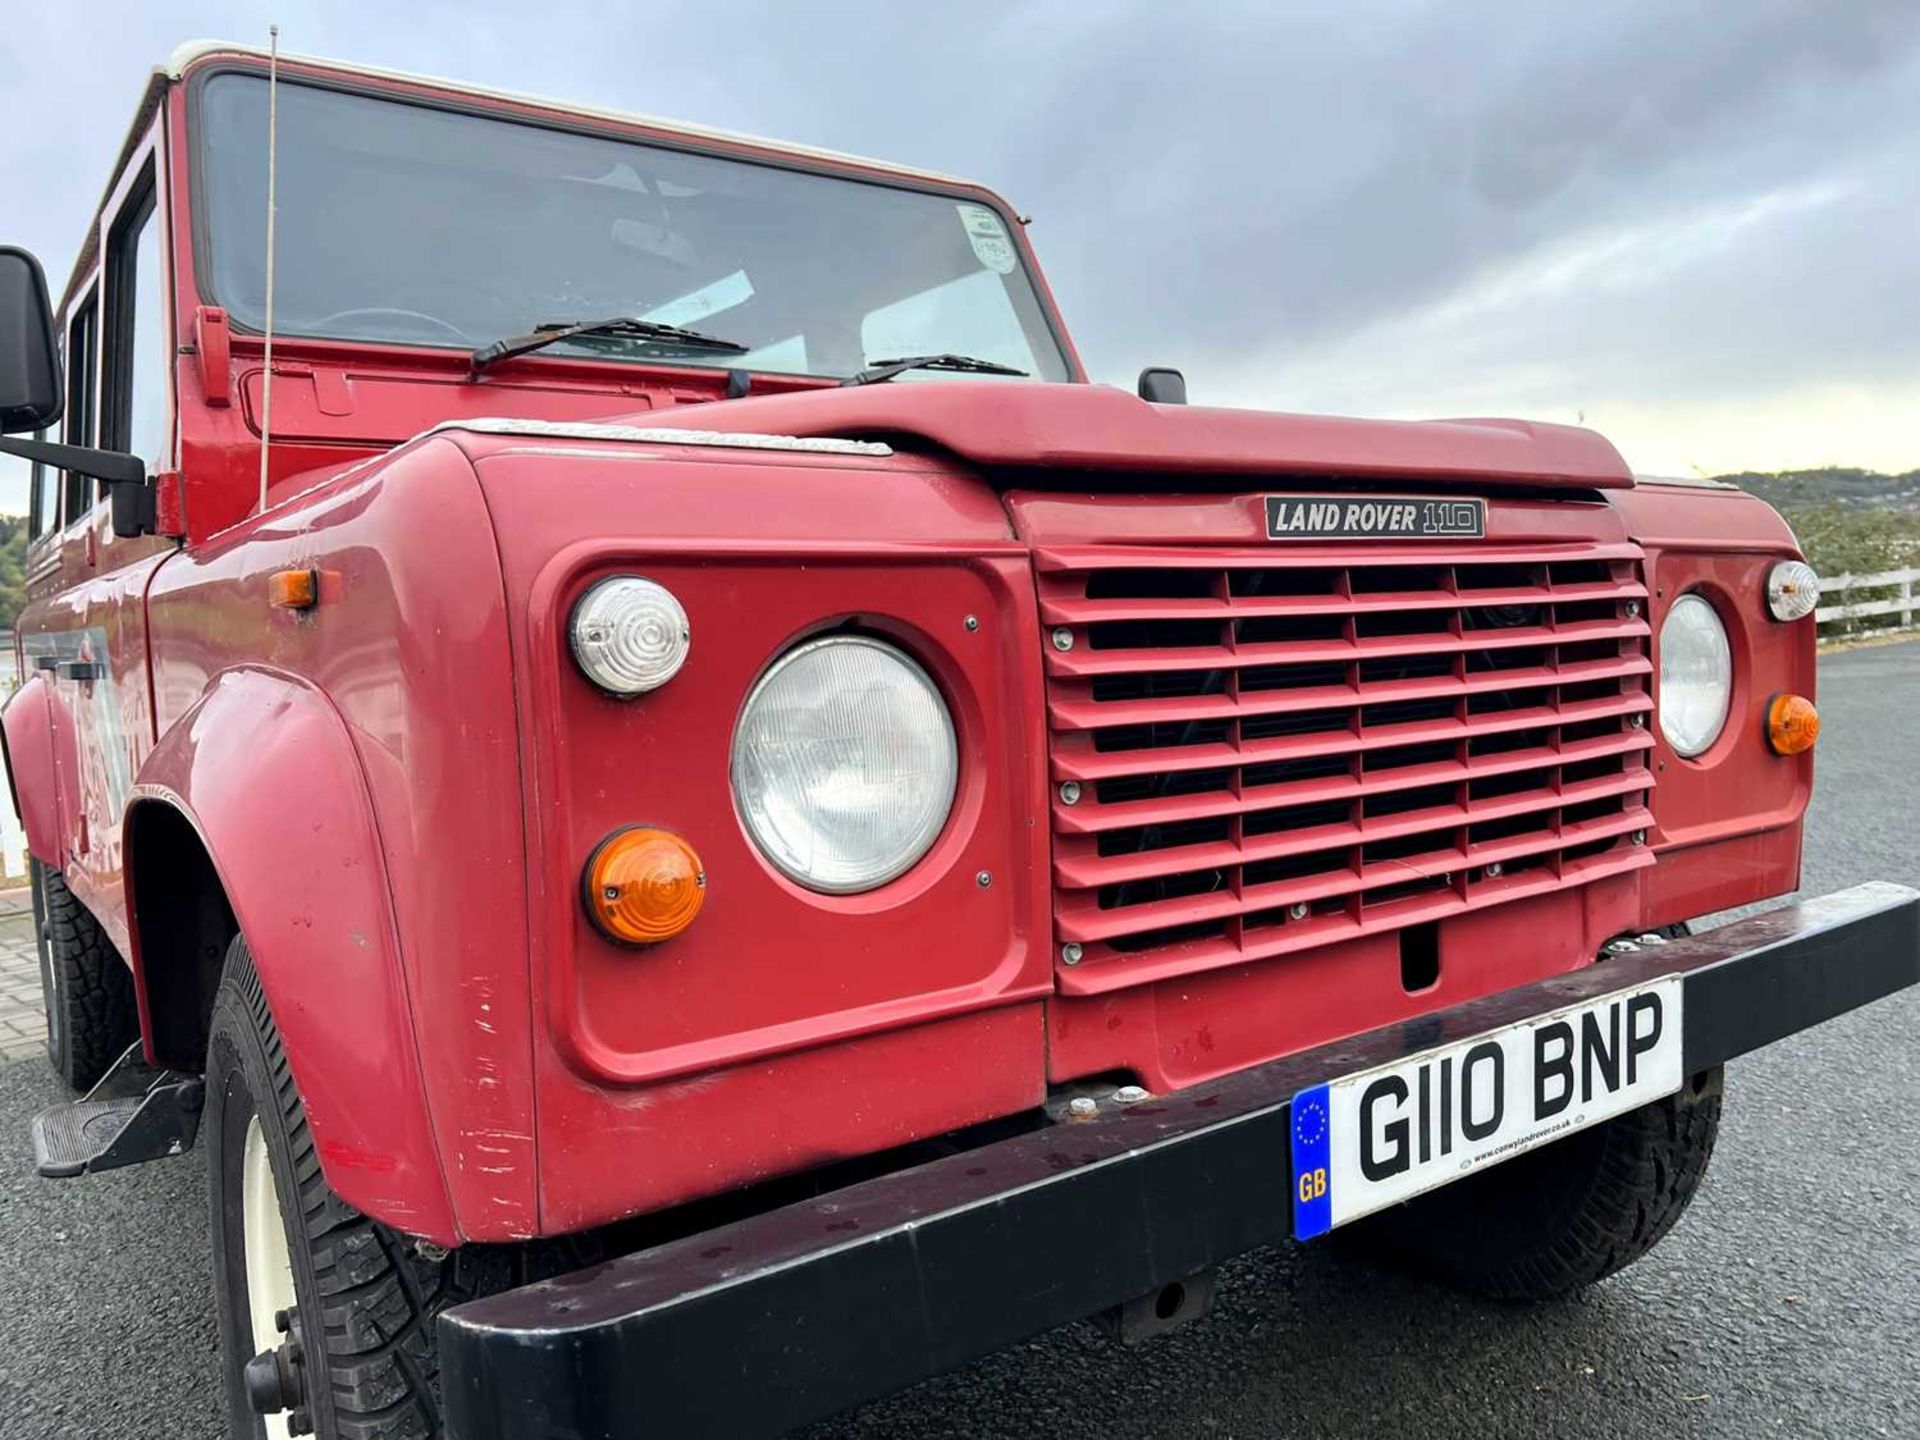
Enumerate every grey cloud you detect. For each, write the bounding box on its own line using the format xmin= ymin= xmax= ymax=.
xmin=2 ymin=0 xmax=1916 ymax=513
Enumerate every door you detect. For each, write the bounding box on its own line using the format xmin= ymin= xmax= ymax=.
xmin=55 ymin=142 xmax=178 ymax=950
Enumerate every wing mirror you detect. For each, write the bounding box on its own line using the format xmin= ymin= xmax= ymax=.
xmin=0 ymin=247 xmax=62 ymax=434
xmin=1137 ymin=367 xmax=1188 ymax=405
xmin=0 ymin=245 xmax=157 ymax=539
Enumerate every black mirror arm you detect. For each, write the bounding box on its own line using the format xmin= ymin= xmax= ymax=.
xmin=0 ymin=434 xmax=145 ymax=486
xmin=0 ymin=435 xmax=156 ymax=538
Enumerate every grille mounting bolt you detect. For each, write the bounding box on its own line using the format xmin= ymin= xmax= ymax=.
xmin=975 ymin=870 xmax=993 ymax=888
xmin=1059 ymin=780 xmax=1082 ymax=806
xmin=1288 ymin=902 xmax=1310 ymax=921
xmin=1061 ymin=942 xmax=1084 ymax=965
xmin=1051 ymin=628 xmax=1075 ymax=652
xmin=1624 ymin=600 xmax=1642 ymax=619
xmin=1629 ymin=713 xmax=1646 ymax=729
xmin=1484 ymin=861 xmax=1504 ymax=878
xmin=964 ymin=614 xmax=980 ymax=632
xmin=1631 ymin=830 xmax=1647 ymax=846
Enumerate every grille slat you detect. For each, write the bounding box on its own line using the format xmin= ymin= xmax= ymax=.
xmin=1049 ymin=616 xmax=1646 ymax=678
xmin=1058 ymin=730 xmax=1650 ymax=837
xmin=1054 ymin=766 xmax=1653 ymax=930
xmin=1035 ymin=541 xmax=1647 ymax=573
xmin=1037 ymin=577 xmax=1647 ymax=627
xmin=1048 ymin=652 xmax=1650 ymax=731
xmin=1056 ymin=802 xmax=1654 ymax=947
xmin=1043 ymin=540 xmax=1656 ymax=990
xmin=1050 ymin=689 xmax=1651 ymax=783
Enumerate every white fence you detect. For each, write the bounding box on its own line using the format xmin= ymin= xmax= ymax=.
xmin=1816 ymin=567 xmax=1919 ymax=640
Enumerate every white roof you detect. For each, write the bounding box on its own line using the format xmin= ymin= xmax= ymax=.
xmin=164 ymin=40 xmax=977 ymax=190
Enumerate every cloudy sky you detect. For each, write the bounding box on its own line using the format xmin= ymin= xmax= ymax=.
xmin=4 ymin=0 xmax=1917 ymax=512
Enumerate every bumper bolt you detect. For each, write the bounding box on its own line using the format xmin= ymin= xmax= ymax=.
xmin=1061 ymin=942 xmax=1084 ymax=965
xmin=1059 ymin=780 xmax=1082 ymax=805
xmin=1051 ymin=628 xmax=1075 ymax=652
xmin=1115 ymin=1085 xmax=1150 ymax=1103
xmin=1067 ymin=1097 xmax=1098 ymax=1118
xmin=1288 ymin=902 xmax=1310 ymax=921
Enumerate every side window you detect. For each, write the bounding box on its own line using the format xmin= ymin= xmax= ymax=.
xmin=28 ymin=445 xmax=58 ymax=541
xmin=61 ymin=296 xmax=98 ymax=527
xmin=105 ymin=164 xmax=169 ymax=470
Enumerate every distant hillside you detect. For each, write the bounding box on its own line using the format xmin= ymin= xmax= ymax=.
xmin=1707 ymin=467 xmax=1920 ymax=514
xmin=1699 ymin=467 xmax=1920 ymax=590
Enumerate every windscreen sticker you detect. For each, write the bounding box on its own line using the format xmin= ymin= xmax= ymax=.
xmin=956 ymin=202 xmax=1018 ymax=274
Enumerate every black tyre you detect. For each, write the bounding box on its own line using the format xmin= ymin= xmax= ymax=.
xmin=207 ymin=934 xmax=588 ymax=1439
xmin=1352 ymin=1066 xmax=1722 ymax=1301
xmin=32 ymin=858 xmax=139 ymax=1090
xmin=208 ymin=934 xmax=467 ymax=1439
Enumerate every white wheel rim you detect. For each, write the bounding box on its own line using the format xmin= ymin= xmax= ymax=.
xmin=242 ymin=1115 xmax=299 ymax=1440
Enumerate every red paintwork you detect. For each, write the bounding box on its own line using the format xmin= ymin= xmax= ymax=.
xmin=128 ymin=669 xmax=457 ymax=1239
xmin=1 ymin=49 xmax=1814 ymax=1245
xmin=0 ymin=677 xmax=68 ymax=864
xmin=644 ymin=381 xmax=1636 ymax=488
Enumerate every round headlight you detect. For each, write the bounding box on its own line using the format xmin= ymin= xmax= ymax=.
xmin=571 ymin=577 xmax=690 ymax=695
xmin=732 ymin=636 xmax=957 ymax=893
xmin=1658 ymin=594 xmax=1733 ymax=758
xmin=1766 ymin=559 xmax=1821 ymax=622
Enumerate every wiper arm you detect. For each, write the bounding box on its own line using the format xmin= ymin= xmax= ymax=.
xmin=842 ymin=353 xmax=1029 ymax=386
xmin=470 ymin=316 xmax=749 ymax=372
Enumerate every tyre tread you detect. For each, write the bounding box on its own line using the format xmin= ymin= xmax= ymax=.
xmin=38 ymin=861 xmax=138 ymax=1090
xmin=1360 ymin=1075 xmax=1722 ymax=1302
xmin=217 ymin=944 xmax=591 ymax=1439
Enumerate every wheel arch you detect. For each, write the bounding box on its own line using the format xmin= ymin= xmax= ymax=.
xmin=128 ymin=667 xmax=458 ymax=1243
xmin=1 ymin=672 xmax=77 ymax=866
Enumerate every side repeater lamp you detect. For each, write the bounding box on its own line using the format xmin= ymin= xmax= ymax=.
xmin=1766 ymin=694 xmax=1820 ymax=756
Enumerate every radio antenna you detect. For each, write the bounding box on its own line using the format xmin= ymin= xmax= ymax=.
xmin=258 ymin=23 xmax=281 ymax=514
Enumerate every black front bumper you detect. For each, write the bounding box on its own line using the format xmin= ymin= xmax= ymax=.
xmin=440 ymin=882 xmax=1919 ymax=1440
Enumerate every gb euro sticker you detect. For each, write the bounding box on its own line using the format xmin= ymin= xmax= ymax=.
xmin=956 ymin=202 xmax=1017 ymax=274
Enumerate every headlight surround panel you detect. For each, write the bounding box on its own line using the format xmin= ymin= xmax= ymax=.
xmin=533 ymin=552 xmax=1053 ymax=1088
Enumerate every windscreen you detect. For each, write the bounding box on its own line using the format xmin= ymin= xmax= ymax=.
xmin=195 ymin=73 xmax=1072 ymax=383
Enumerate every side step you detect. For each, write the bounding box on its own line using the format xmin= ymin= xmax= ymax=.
xmin=29 ymin=1043 xmax=206 ymax=1179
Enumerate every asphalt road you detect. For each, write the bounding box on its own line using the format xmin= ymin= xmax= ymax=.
xmin=2 ymin=640 xmax=1917 ymax=1439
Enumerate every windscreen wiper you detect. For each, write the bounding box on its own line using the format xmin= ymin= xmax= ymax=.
xmin=842 ymin=353 xmax=1029 ymax=386
xmin=470 ymin=317 xmax=749 ymax=373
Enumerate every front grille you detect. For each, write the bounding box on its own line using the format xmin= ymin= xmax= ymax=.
xmin=1039 ymin=541 xmax=1656 ymax=995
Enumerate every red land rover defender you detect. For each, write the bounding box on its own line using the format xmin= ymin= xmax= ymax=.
xmin=1 ymin=41 xmax=1914 ymax=1440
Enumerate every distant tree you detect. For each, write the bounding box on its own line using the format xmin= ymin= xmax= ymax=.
xmin=0 ymin=516 xmax=25 ymax=631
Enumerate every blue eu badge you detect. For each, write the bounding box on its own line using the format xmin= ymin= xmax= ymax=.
xmin=1291 ymin=1083 xmax=1333 ymax=1240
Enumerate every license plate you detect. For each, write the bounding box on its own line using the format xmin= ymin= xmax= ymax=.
xmin=1289 ymin=978 xmax=1683 ymax=1240
xmin=1265 ymin=495 xmax=1485 ymax=540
